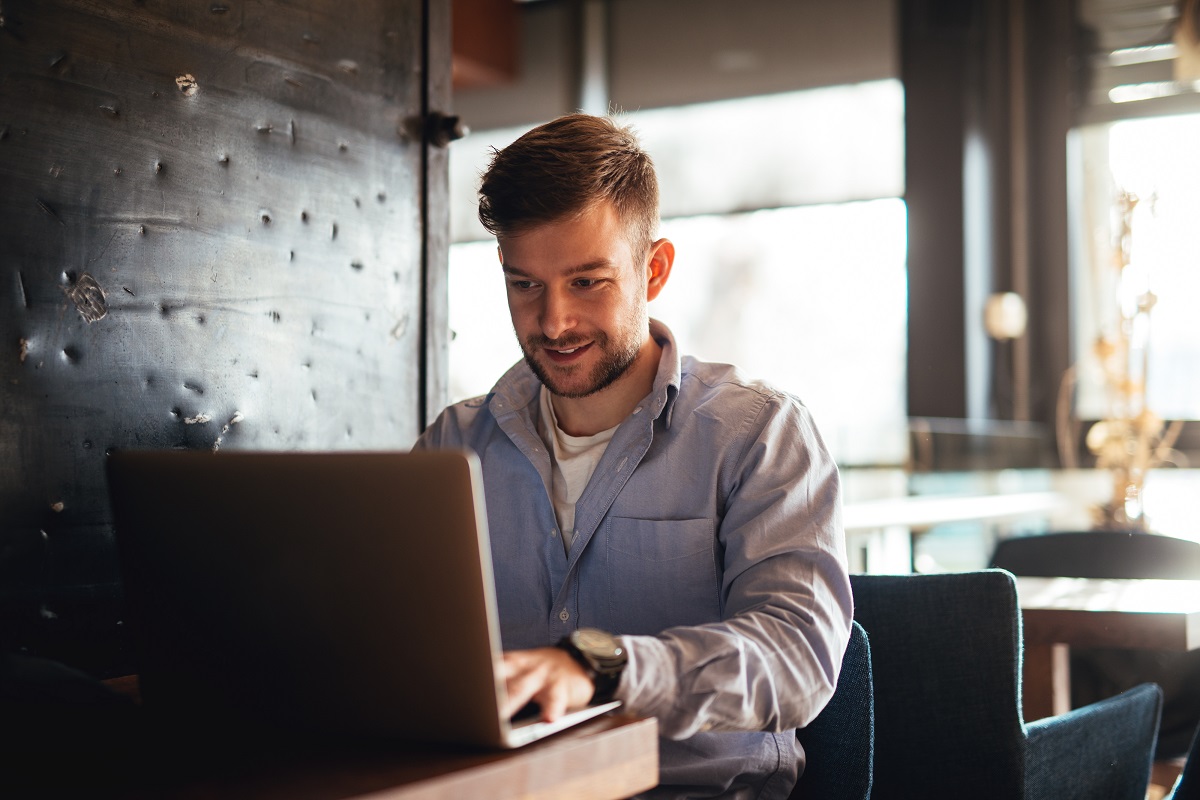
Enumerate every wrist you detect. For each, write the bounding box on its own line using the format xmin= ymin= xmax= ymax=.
xmin=556 ymin=628 xmax=626 ymax=705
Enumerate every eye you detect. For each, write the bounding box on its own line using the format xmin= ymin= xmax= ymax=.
xmin=508 ymin=279 xmax=537 ymax=291
xmin=574 ymin=278 xmax=599 ymax=289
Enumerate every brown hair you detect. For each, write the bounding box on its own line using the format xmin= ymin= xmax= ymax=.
xmin=477 ymin=114 xmax=660 ymax=254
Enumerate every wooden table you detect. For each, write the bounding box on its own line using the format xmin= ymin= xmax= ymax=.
xmin=1016 ymin=576 xmax=1200 ymax=721
xmin=96 ymin=677 xmax=657 ymax=799
xmin=147 ymin=714 xmax=658 ymax=800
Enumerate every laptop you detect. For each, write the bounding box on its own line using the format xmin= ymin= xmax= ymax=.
xmin=105 ymin=448 xmax=620 ymax=750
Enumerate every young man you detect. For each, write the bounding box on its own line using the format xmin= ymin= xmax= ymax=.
xmin=417 ymin=114 xmax=852 ymax=799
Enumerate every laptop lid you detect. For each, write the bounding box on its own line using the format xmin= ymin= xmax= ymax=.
xmin=106 ymin=449 xmax=615 ymax=749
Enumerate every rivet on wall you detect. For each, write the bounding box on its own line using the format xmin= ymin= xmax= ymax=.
xmin=183 ymin=381 xmax=204 ymax=394
xmin=337 ymin=60 xmax=358 ymax=75
xmin=210 ymin=4 xmax=229 ymax=13
xmin=218 ymin=154 xmax=229 ymax=165
xmin=36 ymin=199 xmax=64 ymax=225
xmin=63 ymin=273 xmax=108 ymax=323
xmin=211 ymin=411 xmax=244 ymax=452
xmin=99 ymin=105 xmax=119 ymax=118
xmin=18 ymin=337 xmax=30 ymax=364
xmin=175 ymin=74 xmax=198 ymax=96
xmin=17 ymin=270 xmax=30 ymax=308
xmin=390 ymin=315 xmax=408 ymax=340
xmin=331 ymin=222 xmax=338 ymax=240
xmin=350 ymin=260 xmax=363 ymax=271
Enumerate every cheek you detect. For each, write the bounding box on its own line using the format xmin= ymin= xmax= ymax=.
xmin=506 ymin=296 xmax=539 ymax=334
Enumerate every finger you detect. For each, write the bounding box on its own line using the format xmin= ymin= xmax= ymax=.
xmin=537 ymin=679 xmax=570 ymax=722
xmin=499 ymin=653 xmax=542 ymax=720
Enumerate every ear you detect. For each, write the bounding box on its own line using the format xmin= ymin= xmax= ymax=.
xmin=645 ymin=238 xmax=674 ymax=302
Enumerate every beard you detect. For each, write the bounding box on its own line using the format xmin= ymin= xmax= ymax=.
xmin=520 ymin=328 xmax=644 ymax=399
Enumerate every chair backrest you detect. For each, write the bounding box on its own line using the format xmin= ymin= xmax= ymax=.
xmin=990 ymin=530 xmax=1200 ymax=580
xmin=1171 ymin=726 xmax=1200 ymax=799
xmin=792 ymin=620 xmax=873 ymax=800
xmin=850 ymin=570 xmax=1026 ymax=799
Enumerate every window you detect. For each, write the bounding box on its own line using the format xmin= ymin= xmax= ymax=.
xmin=447 ymin=80 xmax=907 ymax=466
xmin=1072 ymin=113 xmax=1200 ymax=422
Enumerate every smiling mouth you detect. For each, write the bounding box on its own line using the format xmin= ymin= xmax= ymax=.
xmin=543 ymin=341 xmax=592 ymax=362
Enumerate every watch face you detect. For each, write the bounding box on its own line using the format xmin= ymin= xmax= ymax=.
xmin=573 ymin=627 xmax=623 ymax=658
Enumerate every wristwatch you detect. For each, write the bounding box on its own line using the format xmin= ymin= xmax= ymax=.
xmin=557 ymin=627 xmax=627 ymax=705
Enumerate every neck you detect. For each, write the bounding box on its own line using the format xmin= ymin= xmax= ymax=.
xmin=550 ymin=337 xmax=661 ymax=437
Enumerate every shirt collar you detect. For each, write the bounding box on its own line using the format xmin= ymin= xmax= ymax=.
xmin=647 ymin=318 xmax=682 ymax=429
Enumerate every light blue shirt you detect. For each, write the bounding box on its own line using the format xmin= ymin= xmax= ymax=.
xmin=417 ymin=320 xmax=853 ymax=799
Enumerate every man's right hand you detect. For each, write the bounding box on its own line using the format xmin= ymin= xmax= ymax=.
xmin=498 ymin=647 xmax=595 ymax=722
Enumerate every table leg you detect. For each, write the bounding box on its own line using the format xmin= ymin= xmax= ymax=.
xmin=1022 ymin=642 xmax=1070 ymax=721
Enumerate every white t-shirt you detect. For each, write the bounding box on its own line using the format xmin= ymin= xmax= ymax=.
xmin=537 ymin=386 xmax=618 ymax=553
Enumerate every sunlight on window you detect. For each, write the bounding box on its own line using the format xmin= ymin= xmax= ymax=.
xmin=653 ymin=201 xmax=909 ymax=466
xmin=446 ymin=81 xmax=908 ymax=466
xmin=1075 ymin=114 xmax=1200 ymax=420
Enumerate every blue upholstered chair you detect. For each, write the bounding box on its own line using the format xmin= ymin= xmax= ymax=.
xmin=850 ymin=570 xmax=1162 ymax=800
xmin=791 ymin=620 xmax=873 ymax=799
xmin=1169 ymin=727 xmax=1200 ymax=799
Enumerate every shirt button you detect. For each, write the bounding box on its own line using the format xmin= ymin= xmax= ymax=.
xmin=633 ymin=407 xmax=643 ymax=415
xmin=550 ymin=528 xmax=557 ymax=538
xmin=559 ymin=609 xmax=570 ymax=622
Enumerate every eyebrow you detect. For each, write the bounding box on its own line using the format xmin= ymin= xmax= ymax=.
xmin=502 ymin=259 xmax=614 ymax=278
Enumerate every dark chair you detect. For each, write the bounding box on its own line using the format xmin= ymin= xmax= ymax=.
xmin=792 ymin=620 xmax=873 ymax=799
xmin=1169 ymin=726 xmax=1200 ymax=799
xmin=990 ymin=530 xmax=1200 ymax=758
xmin=851 ymin=570 xmax=1162 ymax=799
xmin=989 ymin=529 xmax=1200 ymax=580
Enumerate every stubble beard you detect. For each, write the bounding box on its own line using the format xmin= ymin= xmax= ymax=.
xmin=520 ymin=329 xmax=644 ymax=399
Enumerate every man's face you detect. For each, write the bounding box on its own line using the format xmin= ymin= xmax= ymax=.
xmin=498 ymin=202 xmax=651 ymax=399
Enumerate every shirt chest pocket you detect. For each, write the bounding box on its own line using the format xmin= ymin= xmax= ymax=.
xmin=596 ymin=516 xmax=721 ymax=635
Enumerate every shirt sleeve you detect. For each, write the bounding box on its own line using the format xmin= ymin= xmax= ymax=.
xmin=615 ymin=396 xmax=853 ymax=741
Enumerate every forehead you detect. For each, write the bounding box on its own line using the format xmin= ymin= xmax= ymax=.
xmin=497 ymin=202 xmax=637 ymax=274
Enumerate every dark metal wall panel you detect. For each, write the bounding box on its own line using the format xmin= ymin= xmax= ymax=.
xmin=0 ymin=0 xmax=437 ymax=675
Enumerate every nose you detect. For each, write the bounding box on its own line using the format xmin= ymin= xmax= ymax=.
xmin=540 ymin=286 xmax=577 ymax=342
